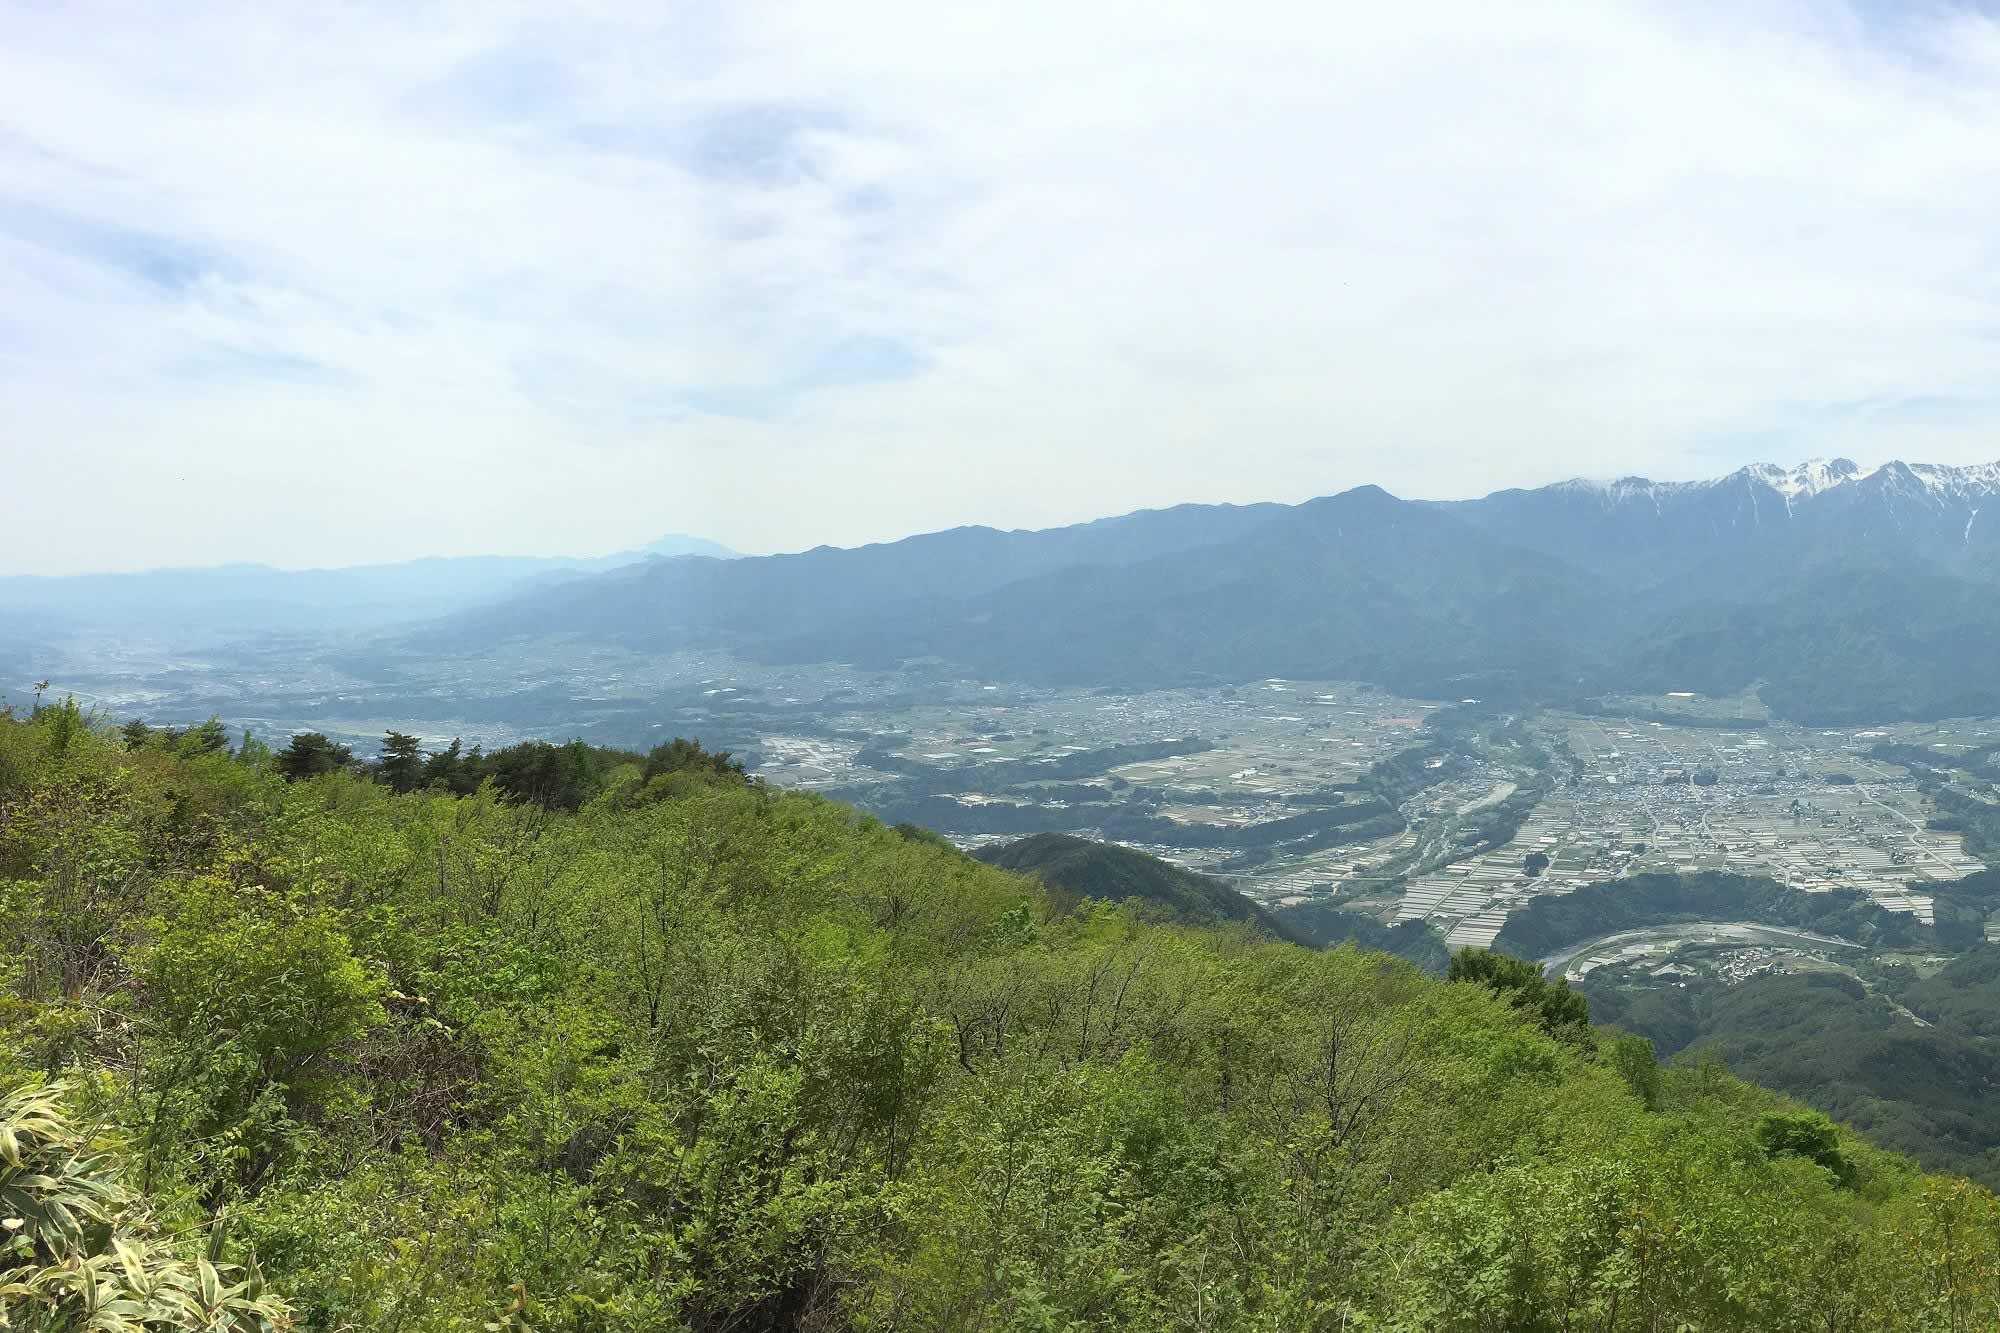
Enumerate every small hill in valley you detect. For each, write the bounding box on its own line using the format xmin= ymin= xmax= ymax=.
xmin=973 ymin=831 xmax=1310 ymax=944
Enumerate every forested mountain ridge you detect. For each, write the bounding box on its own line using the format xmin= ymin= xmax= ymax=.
xmin=971 ymin=831 xmax=1313 ymax=944
xmin=1517 ymin=869 xmax=2000 ymax=1187
xmin=1583 ymin=965 xmax=2000 ymax=1191
xmin=409 ymin=458 xmax=2000 ymax=723
xmin=9 ymin=700 xmax=2000 ymax=1330
xmin=765 ymin=486 xmax=1611 ymax=695
xmin=970 ymin=831 xmax=1459 ymax=970
xmin=412 ymin=498 xmax=1292 ymax=656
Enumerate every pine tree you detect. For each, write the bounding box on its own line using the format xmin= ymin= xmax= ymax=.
xmin=378 ymin=731 xmax=425 ymax=794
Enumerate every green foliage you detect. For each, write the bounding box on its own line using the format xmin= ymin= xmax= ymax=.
xmin=233 ymin=731 xmax=270 ymax=768
xmin=267 ymin=729 xmax=753 ymax=813
xmin=1757 ymin=1109 xmax=1855 ymax=1185
xmin=132 ymin=874 xmax=385 ymax=1195
xmin=275 ymin=733 xmax=351 ymax=783
xmin=1589 ymin=968 xmax=2000 ymax=1189
xmin=478 ymin=739 xmax=615 ymax=812
xmin=35 ymin=695 xmax=88 ymax=758
xmin=0 ymin=1080 xmax=293 ymax=1331
xmin=6 ymin=711 xmax=2000 ymax=1330
xmin=1448 ymin=948 xmax=1591 ymax=1037
xmin=173 ymin=719 xmax=231 ymax=759
xmin=641 ymin=736 xmax=746 ymax=784
xmin=1602 ymin=1031 xmax=1662 ymax=1110
xmin=1374 ymin=1135 xmax=1908 ymax=1331
xmin=377 ymin=731 xmax=424 ymax=794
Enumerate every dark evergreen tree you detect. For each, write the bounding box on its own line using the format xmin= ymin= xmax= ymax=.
xmin=378 ymin=731 xmax=425 ymax=794
xmin=174 ymin=717 xmax=229 ymax=757
xmin=643 ymin=736 xmax=746 ymax=783
xmin=277 ymin=732 xmax=353 ymax=782
xmin=422 ymin=737 xmax=468 ymax=793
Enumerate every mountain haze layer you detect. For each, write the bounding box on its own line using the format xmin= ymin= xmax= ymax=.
xmin=0 ymin=533 xmax=736 ymax=638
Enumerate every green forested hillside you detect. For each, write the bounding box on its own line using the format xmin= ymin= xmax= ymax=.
xmin=1267 ymin=900 xmax=1454 ymax=974
xmin=970 ymin=832 xmax=1310 ymax=943
xmin=1618 ymin=567 xmax=2000 ymax=724
xmin=966 ymin=832 xmax=1454 ymax=970
xmin=1583 ymin=970 xmax=2000 ymax=1188
xmin=1493 ymin=869 xmax=1928 ymax=959
xmin=1899 ymin=945 xmax=2000 ymax=1038
xmin=9 ymin=702 xmax=2000 ymax=1331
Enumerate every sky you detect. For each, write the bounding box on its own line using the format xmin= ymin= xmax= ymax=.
xmin=6 ymin=1 xmax=2000 ymax=574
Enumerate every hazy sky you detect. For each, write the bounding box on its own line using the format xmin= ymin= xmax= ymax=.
xmin=7 ymin=1 xmax=2000 ymax=574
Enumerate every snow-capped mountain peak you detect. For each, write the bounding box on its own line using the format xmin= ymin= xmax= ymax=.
xmin=1555 ymin=458 xmax=2000 ymax=507
xmin=1555 ymin=474 xmax=1676 ymax=503
xmin=1902 ymin=460 xmax=2000 ymax=497
xmin=1747 ymin=458 xmax=1876 ymax=500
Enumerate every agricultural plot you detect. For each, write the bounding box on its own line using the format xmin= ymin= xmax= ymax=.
xmin=1385 ymin=710 xmax=1998 ymax=945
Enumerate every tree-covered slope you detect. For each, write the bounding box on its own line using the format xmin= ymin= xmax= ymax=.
xmin=1583 ymin=971 xmax=2000 ymax=1189
xmin=1615 ymin=566 xmax=2000 ymax=724
xmin=8 ymin=701 xmax=2000 ymax=1330
xmin=971 ymin=831 xmax=1310 ymax=944
xmin=1899 ymin=944 xmax=2000 ymax=1039
xmin=1493 ymin=869 xmax=1929 ymax=959
xmin=1269 ymin=899 xmax=1454 ymax=974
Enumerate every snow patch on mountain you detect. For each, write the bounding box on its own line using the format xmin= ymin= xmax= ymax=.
xmin=1907 ymin=461 xmax=2000 ymax=499
xmin=1557 ymin=476 xmax=1672 ymax=502
xmin=1750 ymin=458 xmax=1876 ymax=499
xmin=1556 ymin=458 xmax=2000 ymax=507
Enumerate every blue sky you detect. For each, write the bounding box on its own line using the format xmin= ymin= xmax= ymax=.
xmin=5 ymin=0 xmax=2000 ymax=573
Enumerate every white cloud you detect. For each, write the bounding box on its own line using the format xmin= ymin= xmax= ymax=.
xmin=4 ymin=0 xmax=2000 ymax=572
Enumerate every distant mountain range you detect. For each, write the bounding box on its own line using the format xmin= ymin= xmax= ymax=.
xmin=1440 ymin=459 xmax=2000 ymax=590
xmin=408 ymin=458 xmax=2000 ymax=724
xmin=0 ymin=533 xmax=736 ymax=638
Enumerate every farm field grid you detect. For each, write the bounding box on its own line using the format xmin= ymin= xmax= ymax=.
xmin=18 ymin=641 xmax=1998 ymax=957
xmin=765 ymin=685 xmax=1999 ymax=953
xmin=744 ymin=675 xmax=1999 ymax=953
